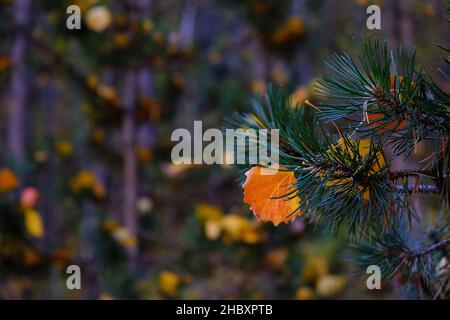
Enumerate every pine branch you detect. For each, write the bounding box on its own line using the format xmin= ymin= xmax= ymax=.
xmin=316 ymin=38 xmax=450 ymax=156
xmin=229 ymin=23 xmax=450 ymax=298
xmin=229 ymin=85 xmax=414 ymax=234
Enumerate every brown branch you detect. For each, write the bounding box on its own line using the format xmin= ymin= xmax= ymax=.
xmin=394 ymin=184 xmax=440 ymax=194
xmin=389 ymin=169 xmax=443 ymax=194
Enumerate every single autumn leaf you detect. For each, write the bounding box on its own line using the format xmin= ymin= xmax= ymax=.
xmin=24 ymin=209 xmax=44 ymax=238
xmin=243 ymin=166 xmax=301 ymax=226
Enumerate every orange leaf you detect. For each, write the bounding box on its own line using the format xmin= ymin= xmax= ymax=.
xmin=242 ymin=166 xmax=301 ymax=226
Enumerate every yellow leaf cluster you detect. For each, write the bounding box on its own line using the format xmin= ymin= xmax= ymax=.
xmin=195 ymin=204 xmax=263 ymax=245
xmin=296 ymin=255 xmax=347 ymax=299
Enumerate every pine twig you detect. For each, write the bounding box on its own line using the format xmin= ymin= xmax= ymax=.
xmin=394 ymin=184 xmax=440 ymax=194
xmin=409 ymin=237 xmax=450 ymax=258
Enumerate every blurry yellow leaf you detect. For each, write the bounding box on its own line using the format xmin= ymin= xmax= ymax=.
xmin=55 ymin=140 xmax=73 ymax=157
xmin=316 ymin=274 xmax=347 ymax=298
xmin=303 ymin=256 xmax=329 ymax=282
xmin=112 ymin=227 xmax=137 ymax=248
xmin=24 ymin=209 xmax=44 ymax=238
xmin=295 ymin=287 xmax=315 ymax=300
xmin=158 ymin=271 xmax=180 ymax=296
xmin=204 ymin=220 xmax=222 ymax=240
xmin=195 ymin=203 xmax=223 ymax=222
xmin=241 ymin=226 xmax=262 ymax=244
xmin=71 ymin=171 xmax=105 ymax=199
xmin=220 ymin=214 xmax=249 ymax=242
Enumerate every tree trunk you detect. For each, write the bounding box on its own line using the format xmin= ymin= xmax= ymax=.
xmin=179 ymin=0 xmax=197 ymax=50
xmin=399 ymin=0 xmax=414 ymax=47
xmin=8 ymin=0 xmax=31 ymax=159
xmin=122 ymin=70 xmax=138 ymax=261
xmin=175 ymin=0 xmax=199 ymax=127
xmin=293 ymin=0 xmax=312 ymax=84
xmin=121 ymin=0 xmax=156 ymax=263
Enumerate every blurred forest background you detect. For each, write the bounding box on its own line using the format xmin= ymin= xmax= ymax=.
xmin=0 ymin=0 xmax=448 ymax=299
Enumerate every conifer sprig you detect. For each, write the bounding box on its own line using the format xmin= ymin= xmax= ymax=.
xmin=317 ymin=39 xmax=450 ymax=157
xmin=229 ymin=33 xmax=449 ymax=298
